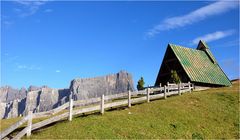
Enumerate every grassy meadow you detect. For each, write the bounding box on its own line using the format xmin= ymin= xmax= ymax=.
xmin=1 ymin=81 xmax=239 ymax=139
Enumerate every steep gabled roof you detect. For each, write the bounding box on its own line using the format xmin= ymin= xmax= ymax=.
xmin=168 ymin=41 xmax=231 ymax=86
xmin=197 ymin=40 xmax=217 ymax=64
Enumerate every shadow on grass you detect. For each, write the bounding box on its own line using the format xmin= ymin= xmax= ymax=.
xmin=31 ymin=119 xmax=68 ymax=135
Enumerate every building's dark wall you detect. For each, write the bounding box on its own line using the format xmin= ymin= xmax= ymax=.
xmin=155 ymin=46 xmax=190 ymax=86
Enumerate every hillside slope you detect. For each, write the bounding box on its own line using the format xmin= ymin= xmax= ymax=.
xmin=3 ymin=81 xmax=239 ymax=139
xmin=30 ymin=81 xmax=239 ymax=139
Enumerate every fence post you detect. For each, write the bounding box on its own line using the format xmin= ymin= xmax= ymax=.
xmin=128 ymin=90 xmax=131 ymax=107
xmin=68 ymin=98 xmax=73 ymax=121
xmin=188 ymin=81 xmax=191 ymax=93
xmin=178 ymin=82 xmax=181 ymax=95
xmin=26 ymin=111 xmax=32 ymax=137
xmin=36 ymin=104 xmax=40 ymax=113
xmin=147 ymin=85 xmax=150 ymax=103
xmin=164 ymin=85 xmax=167 ymax=99
xmin=167 ymin=82 xmax=169 ymax=93
xmin=101 ymin=94 xmax=104 ymax=114
xmin=159 ymin=83 xmax=162 ymax=92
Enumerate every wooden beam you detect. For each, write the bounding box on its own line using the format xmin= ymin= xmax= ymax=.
xmin=147 ymin=86 xmax=150 ymax=103
xmin=128 ymin=90 xmax=131 ymax=108
xmin=27 ymin=111 xmax=32 ymax=137
xmin=164 ymin=58 xmax=178 ymax=63
xmin=68 ymin=99 xmax=73 ymax=121
xmin=101 ymin=94 xmax=104 ymax=114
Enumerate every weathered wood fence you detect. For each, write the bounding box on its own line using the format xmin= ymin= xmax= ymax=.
xmin=1 ymin=82 xmax=193 ymax=140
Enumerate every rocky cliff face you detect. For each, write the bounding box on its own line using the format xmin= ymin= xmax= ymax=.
xmin=0 ymin=86 xmax=27 ymax=103
xmin=0 ymin=86 xmax=27 ymax=118
xmin=0 ymin=71 xmax=134 ymax=119
xmin=1 ymin=87 xmax=70 ymax=118
xmin=70 ymin=71 xmax=134 ymax=100
xmin=24 ymin=88 xmax=70 ymax=115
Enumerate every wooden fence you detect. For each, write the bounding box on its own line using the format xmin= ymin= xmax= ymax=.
xmin=0 ymin=82 xmax=193 ymax=139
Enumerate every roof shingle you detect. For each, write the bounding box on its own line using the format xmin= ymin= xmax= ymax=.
xmin=169 ymin=43 xmax=231 ymax=86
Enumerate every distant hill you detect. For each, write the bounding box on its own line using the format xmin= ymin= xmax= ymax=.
xmin=231 ymin=78 xmax=240 ymax=82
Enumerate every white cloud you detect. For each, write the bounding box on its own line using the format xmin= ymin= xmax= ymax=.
xmin=44 ymin=9 xmax=53 ymax=13
xmin=14 ymin=0 xmax=49 ymax=17
xmin=1 ymin=15 xmax=14 ymax=26
xmin=17 ymin=65 xmax=27 ymax=69
xmin=146 ymin=1 xmax=238 ymax=37
xmin=205 ymin=38 xmax=239 ymax=48
xmin=191 ymin=30 xmax=235 ymax=44
xmin=15 ymin=0 xmax=45 ymax=6
xmin=13 ymin=8 xmax=22 ymax=13
xmin=4 ymin=56 xmax=19 ymax=63
xmin=55 ymin=70 xmax=61 ymax=73
xmin=2 ymin=21 xmax=14 ymax=26
xmin=219 ymin=39 xmax=239 ymax=47
xmin=17 ymin=64 xmax=41 ymax=70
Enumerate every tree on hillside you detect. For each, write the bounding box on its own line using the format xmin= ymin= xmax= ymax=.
xmin=137 ymin=77 xmax=145 ymax=90
xmin=170 ymin=70 xmax=181 ymax=84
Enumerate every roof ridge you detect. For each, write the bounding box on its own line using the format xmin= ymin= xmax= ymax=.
xmin=168 ymin=43 xmax=202 ymax=51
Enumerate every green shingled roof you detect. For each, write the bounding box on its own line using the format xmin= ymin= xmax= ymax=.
xmin=169 ymin=43 xmax=232 ymax=86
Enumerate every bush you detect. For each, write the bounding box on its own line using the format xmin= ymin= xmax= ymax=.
xmin=137 ymin=77 xmax=145 ymax=90
xmin=170 ymin=70 xmax=181 ymax=84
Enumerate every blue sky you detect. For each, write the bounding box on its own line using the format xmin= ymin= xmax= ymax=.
xmin=1 ymin=1 xmax=239 ymax=89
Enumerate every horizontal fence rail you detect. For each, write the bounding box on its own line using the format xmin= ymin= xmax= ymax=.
xmin=1 ymin=115 xmax=29 ymax=139
xmin=1 ymin=82 xmax=194 ymax=139
xmin=32 ymin=102 xmax=69 ymax=119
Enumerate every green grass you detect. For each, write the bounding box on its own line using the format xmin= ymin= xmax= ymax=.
xmin=1 ymin=117 xmax=22 ymax=131
xmin=1 ymin=81 xmax=239 ymax=139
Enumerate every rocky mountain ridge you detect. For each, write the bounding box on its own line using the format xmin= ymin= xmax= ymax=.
xmin=0 ymin=71 xmax=134 ymax=119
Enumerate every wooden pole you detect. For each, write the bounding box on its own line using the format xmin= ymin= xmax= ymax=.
xmin=26 ymin=111 xmax=32 ymax=137
xmin=68 ymin=99 xmax=73 ymax=121
xmin=164 ymin=85 xmax=167 ymax=99
xmin=128 ymin=90 xmax=131 ymax=107
xmin=167 ymin=82 xmax=169 ymax=93
xmin=159 ymin=83 xmax=162 ymax=92
xmin=101 ymin=94 xmax=104 ymax=114
xmin=37 ymin=105 xmax=40 ymax=113
xmin=188 ymin=81 xmax=191 ymax=93
xmin=147 ymin=85 xmax=150 ymax=103
xmin=178 ymin=83 xmax=181 ymax=95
